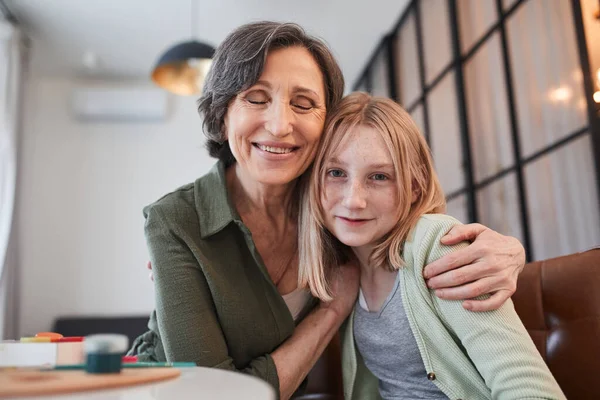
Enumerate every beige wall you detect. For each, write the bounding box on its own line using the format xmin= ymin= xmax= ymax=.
xmin=17 ymin=73 xmax=215 ymax=336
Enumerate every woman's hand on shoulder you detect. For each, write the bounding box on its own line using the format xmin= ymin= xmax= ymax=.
xmin=320 ymin=260 xmax=360 ymax=319
xmin=422 ymin=223 xmax=525 ymax=312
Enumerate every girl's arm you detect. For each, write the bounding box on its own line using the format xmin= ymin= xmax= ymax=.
xmin=415 ymin=216 xmax=565 ymax=399
xmin=272 ymin=263 xmax=359 ymax=400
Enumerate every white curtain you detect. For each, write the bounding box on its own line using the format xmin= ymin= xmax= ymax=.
xmin=0 ymin=19 xmax=25 ymax=340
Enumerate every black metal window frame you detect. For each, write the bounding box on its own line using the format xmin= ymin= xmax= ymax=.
xmin=353 ymin=0 xmax=600 ymax=261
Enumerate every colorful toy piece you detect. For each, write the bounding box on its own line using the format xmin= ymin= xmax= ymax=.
xmin=83 ymin=334 xmax=129 ymax=374
xmin=35 ymin=332 xmax=63 ymax=339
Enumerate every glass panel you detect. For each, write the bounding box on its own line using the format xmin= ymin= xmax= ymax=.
xmin=464 ymin=34 xmax=514 ymax=183
xmin=502 ymin=0 xmax=519 ymax=11
xmin=446 ymin=194 xmax=469 ymax=223
xmin=410 ymin=103 xmax=426 ymax=139
xmin=507 ymin=0 xmax=587 ymax=158
xmin=477 ymin=173 xmax=523 ymax=243
xmin=524 ymin=134 xmax=600 ymax=260
xmin=355 ymin=78 xmax=367 ymax=92
xmin=457 ymin=0 xmax=498 ymax=54
xmin=371 ymin=46 xmax=390 ymax=98
xmin=421 ymin=0 xmax=453 ymax=84
xmin=427 ymin=71 xmax=465 ymax=195
xmin=395 ymin=11 xmax=420 ymax=106
xmin=581 ymin=0 xmax=600 ymax=98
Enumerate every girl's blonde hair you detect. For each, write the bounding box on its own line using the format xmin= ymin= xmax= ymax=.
xmin=298 ymin=92 xmax=446 ymax=301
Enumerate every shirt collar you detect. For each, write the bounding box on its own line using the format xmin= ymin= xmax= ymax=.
xmin=196 ymin=160 xmax=241 ymax=238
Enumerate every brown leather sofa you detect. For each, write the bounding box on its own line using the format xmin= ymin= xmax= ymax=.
xmin=299 ymin=248 xmax=600 ymax=400
xmin=512 ymin=248 xmax=600 ymax=399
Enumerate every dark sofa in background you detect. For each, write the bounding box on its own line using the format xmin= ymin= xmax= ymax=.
xmin=51 ymin=316 xmax=149 ymax=349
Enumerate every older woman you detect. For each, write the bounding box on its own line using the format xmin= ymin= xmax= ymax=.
xmin=130 ymin=21 xmax=525 ymax=400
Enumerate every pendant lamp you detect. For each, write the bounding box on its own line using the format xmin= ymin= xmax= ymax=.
xmin=151 ymin=0 xmax=215 ymax=96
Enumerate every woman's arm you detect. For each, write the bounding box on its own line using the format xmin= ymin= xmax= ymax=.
xmin=419 ymin=219 xmax=565 ymax=399
xmin=146 ymin=205 xmax=278 ymax=380
xmin=147 ymin=205 xmax=358 ymax=400
xmin=423 ymin=223 xmax=526 ymax=311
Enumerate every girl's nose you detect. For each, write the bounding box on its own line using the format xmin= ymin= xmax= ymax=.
xmin=341 ymin=180 xmax=367 ymax=210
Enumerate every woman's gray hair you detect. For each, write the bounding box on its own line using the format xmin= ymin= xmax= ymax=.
xmin=198 ymin=21 xmax=345 ymax=164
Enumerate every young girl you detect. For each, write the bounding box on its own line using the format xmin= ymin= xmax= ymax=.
xmin=298 ymin=93 xmax=565 ymax=399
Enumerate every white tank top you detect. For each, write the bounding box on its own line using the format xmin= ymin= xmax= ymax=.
xmin=282 ymin=287 xmax=313 ymax=321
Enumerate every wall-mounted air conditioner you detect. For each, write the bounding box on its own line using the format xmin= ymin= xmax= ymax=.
xmin=71 ymin=84 xmax=169 ymax=122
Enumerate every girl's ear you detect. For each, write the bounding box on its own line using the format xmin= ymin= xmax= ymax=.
xmin=411 ymin=179 xmax=420 ymax=204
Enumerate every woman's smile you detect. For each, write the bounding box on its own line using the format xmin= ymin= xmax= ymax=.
xmin=252 ymin=141 xmax=301 ymax=160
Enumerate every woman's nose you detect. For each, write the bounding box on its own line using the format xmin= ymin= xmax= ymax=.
xmin=341 ymin=180 xmax=367 ymax=210
xmin=264 ymin=101 xmax=293 ymax=137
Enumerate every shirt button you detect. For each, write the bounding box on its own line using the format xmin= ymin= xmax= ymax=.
xmin=427 ymin=372 xmax=436 ymax=381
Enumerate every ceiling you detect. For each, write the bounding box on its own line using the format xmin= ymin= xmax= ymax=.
xmin=4 ymin=0 xmax=409 ymax=89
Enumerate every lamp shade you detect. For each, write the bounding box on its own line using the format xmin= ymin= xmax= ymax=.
xmin=151 ymin=40 xmax=215 ymax=96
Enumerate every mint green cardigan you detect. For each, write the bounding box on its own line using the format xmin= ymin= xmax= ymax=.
xmin=341 ymin=214 xmax=565 ymax=400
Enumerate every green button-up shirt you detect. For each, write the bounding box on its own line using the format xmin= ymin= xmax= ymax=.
xmin=130 ymin=161 xmax=315 ymax=393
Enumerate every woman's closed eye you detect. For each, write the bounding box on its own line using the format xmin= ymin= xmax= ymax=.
xmin=292 ymin=96 xmax=315 ymax=111
xmin=244 ymin=91 xmax=269 ymax=105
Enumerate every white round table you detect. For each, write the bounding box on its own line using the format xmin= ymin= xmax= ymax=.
xmin=14 ymin=367 xmax=276 ymax=400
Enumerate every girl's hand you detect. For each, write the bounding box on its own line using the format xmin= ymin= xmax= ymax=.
xmin=321 ymin=260 xmax=360 ymax=319
xmin=147 ymin=261 xmax=154 ymax=282
xmin=423 ymin=223 xmax=526 ymax=312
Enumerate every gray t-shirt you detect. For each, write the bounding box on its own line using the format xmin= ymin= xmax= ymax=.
xmin=354 ymin=272 xmax=448 ymax=400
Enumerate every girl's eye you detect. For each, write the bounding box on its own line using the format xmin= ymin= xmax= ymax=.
xmin=327 ymin=169 xmax=345 ymax=178
xmin=371 ymin=173 xmax=388 ymax=181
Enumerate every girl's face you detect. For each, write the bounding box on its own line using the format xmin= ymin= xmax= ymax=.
xmin=321 ymin=125 xmax=401 ymax=253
